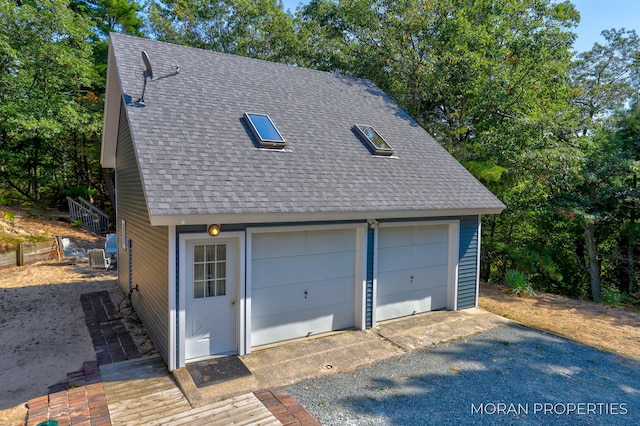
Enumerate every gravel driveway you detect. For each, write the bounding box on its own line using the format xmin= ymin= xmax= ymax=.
xmin=287 ymin=323 xmax=640 ymax=425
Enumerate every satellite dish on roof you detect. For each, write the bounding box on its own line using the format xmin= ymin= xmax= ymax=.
xmin=136 ymin=50 xmax=179 ymax=104
xmin=142 ymin=50 xmax=154 ymax=80
xmin=138 ymin=51 xmax=154 ymax=103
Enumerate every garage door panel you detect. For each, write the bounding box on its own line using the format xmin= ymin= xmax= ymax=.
xmin=376 ymin=265 xmax=448 ymax=297
xmin=376 ymin=224 xmax=452 ymax=322
xmin=379 ymin=225 xmax=448 ymax=248
xmin=252 ymin=303 xmax=354 ymax=347
xmin=377 ymin=242 xmax=448 ymax=273
xmin=377 ymin=287 xmax=448 ymax=320
xmin=251 ymin=228 xmax=357 ymax=347
xmin=252 ymin=230 xmax=356 ymax=260
xmin=252 ymin=251 xmax=356 ymax=289
xmin=252 ymin=277 xmax=355 ymax=317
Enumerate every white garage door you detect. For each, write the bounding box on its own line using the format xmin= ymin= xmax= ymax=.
xmin=376 ymin=224 xmax=450 ymax=322
xmin=251 ymin=228 xmax=357 ymax=347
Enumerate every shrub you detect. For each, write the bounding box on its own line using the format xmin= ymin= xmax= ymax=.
xmin=602 ymin=287 xmax=629 ymax=307
xmin=71 ymin=220 xmax=84 ymax=228
xmin=504 ymin=269 xmax=536 ymax=297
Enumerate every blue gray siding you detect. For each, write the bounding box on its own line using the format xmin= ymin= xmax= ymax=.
xmin=116 ymin=102 xmax=170 ymax=364
xmin=365 ymin=227 xmax=374 ymax=328
xmin=457 ymin=216 xmax=480 ymax=309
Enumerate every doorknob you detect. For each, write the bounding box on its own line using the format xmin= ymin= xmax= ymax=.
xmin=230 ymin=300 xmax=236 ymax=307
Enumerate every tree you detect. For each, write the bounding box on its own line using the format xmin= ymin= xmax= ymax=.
xmin=571 ymin=28 xmax=640 ymax=135
xmin=146 ymin=0 xmax=298 ymax=63
xmin=562 ymin=28 xmax=640 ymax=301
xmin=298 ymin=0 xmax=582 ymax=289
xmin=0 ymin=0 xmax=97 ymax=205
xmin=71 ymin=0 xmax=144 ymax=210
xmin=73 ymin=0 xmax=143 ymax=37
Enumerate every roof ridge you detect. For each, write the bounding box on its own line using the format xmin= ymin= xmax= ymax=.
xmin=108 ymin=32 xmax=375 ymax=86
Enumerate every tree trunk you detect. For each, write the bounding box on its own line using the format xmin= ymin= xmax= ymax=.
xmin=480 ymin=215 xmax=497 ymax=281
xmin=583 ymin=221 xmax=603 ymax=302
xmin=628 ymin=237 xmax=635 ymax=293
xmin=102 ymin=168 xmax=116 ymax=214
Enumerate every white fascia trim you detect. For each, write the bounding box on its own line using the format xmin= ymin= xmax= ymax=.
xmin=148 ymin=208 xmax=505 ymax=226
xmin=101 ymin=40 xmax=121 ymax=169
xmin=177 ymin=230 xmax=246 ymax=367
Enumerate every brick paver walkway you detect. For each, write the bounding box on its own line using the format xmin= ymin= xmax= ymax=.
xmin=25 ymin=361 xmax=110 ymax=426
xmin=25 ymin=291 xmax=138 ymax=426
xmin=255 ymin=388 xmax=321 ymax=426
xmin=24 ymin=290 xmax=320 ymax=426
xmin=80 ymin=291 xmax=140 ymax=365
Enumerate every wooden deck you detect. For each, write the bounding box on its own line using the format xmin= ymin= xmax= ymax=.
xmin=100 ymin=355 xmax=280 ymax=425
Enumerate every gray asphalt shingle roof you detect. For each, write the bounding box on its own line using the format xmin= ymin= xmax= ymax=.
xmin=104 ymin=33 xmax=504 ymax=221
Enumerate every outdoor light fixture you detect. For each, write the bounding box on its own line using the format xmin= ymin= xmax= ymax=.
xmin=208 ymin=224 xmax=221 ymax=236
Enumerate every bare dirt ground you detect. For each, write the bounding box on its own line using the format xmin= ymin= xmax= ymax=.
xmin=0 ymin=209 xmax=155 ymax=425
xmin=479 ymin=282 xmax=640 ymax=360
xmin=1 ymin=208 xmax=640 ymax=424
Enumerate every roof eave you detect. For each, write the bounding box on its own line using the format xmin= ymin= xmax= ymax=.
xmin=101 ymin=36 xmax=121 ymax=169
xmin=148 ymin=207 xmax=506 ymax=226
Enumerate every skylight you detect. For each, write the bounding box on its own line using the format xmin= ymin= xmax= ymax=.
xmin=244 ymin=113 xmax=286 ymax=148
xmin=354 ymin=125 xmax=394 ymax=156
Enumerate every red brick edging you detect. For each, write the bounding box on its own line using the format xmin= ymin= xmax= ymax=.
xmin=254 ymin=388 xmax=321 ymax=426
xmin=25 ymin=382 xmax=111 ymax=426
xmin=25 ymin=361 xmax=112 ymax=426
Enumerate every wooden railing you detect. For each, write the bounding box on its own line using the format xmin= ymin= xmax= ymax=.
xmin=66 ymin=197 xmax=109 ymax=235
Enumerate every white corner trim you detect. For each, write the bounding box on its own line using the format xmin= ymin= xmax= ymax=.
xmin=167 ymin=225 xmax=177 ymax=371
xmin=449 ymin=220 xmax=460 ymax=311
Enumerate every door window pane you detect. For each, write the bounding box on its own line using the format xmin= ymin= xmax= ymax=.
xmin=193 ymin=243 xmax=227 ymax=299
xmin=194 ymin=245 xmax=204 ymax=262
xmin=194 ymin=281 xmax=205 ymax=299
xmin=216 ymin=280 xmax=226 ymax=297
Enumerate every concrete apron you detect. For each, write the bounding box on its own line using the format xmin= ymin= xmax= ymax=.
xmin=173 ymin=308 xmax=511 ymax=406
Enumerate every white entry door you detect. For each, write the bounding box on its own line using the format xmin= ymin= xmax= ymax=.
xmin=185 ymin=238 xmax=238 ymax=360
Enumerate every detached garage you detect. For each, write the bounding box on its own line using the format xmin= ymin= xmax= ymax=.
xmin=101 ymin=34 xmax=505 ymax=370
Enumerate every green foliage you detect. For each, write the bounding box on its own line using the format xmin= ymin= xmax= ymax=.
xmin=72 ymin=0 xmax=143 ymax=38
xmin=504 ymin=269 xmax=536 ymax=297
xmin=0 ymin=0 xmax=100 ymax=206
xmin=146 ymin=0 xmax=298 ymax=63
xmin=601 ymin=287 xmax=629 ymax=307
xmin=71 ymin=220 xmax=84 ymax=228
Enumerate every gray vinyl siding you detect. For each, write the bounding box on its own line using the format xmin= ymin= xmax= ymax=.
xmin=116 ymin=102 xmax=170 ymax=364
xmin=457 ymin=216 xmax=480 ymax=309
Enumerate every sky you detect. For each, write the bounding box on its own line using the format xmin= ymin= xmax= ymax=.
xmin=281 ymin=0 xmax=639 ymax=53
